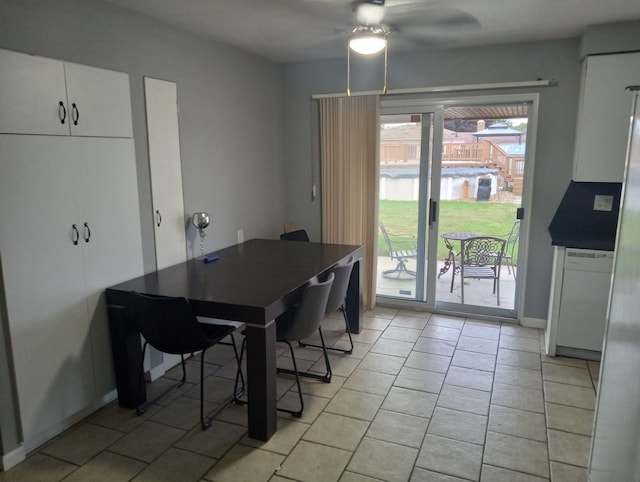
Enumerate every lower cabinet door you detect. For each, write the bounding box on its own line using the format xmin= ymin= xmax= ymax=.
xmin=0 ymin=135 xmax=94 ymax=446
xmin=74 ymin=137 xmax=144 ymax=396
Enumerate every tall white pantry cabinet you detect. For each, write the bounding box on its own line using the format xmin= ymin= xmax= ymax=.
xmin=0 ymin=48 xmax=143 ymax=450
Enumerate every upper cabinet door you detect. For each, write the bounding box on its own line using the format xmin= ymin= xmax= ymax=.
xmin=574 ymin=52 xmax=640 ymax=183
xmin=0 ymin=49 xmax=71 ymax=136
xmin=64 ymin=62 xmax=134 ymax=138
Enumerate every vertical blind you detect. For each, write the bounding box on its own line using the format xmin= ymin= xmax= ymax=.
xmin=318 ymin=95 xmax=379 ymax=309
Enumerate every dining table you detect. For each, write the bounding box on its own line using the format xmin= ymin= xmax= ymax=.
xmin=105 ymin=238 xmax=363 ymax=441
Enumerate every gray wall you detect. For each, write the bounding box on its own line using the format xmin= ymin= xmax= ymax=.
xmin=282 ymin=39 xmax=583 ymax=321
xmin=0 ymin=0 xmax=285 ymax=459
xmin=0 ymin=0 xmax=286 ymax=268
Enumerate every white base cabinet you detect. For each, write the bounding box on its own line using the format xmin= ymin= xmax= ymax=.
xmin=0 ymin=135 xmax=143 ymax=448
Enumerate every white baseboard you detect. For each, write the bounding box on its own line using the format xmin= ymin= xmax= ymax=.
xmin=147 ymin=363 xmax=166 ymax=382
xmin=23 ymin=389 xmax=118 ymax=454
xmin=1 ymin=445 xmax=25 ymax=472
xmin=521 ymin=316 xmax=546 ymax=329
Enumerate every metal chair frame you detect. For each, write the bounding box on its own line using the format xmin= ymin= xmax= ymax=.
xmin=379 ymin=222 xmax=417 ymax=278
xmin=452 ymin=236 xmax=506 ymax=306
xmin=235 ymin=273 xmax=334 ymax=417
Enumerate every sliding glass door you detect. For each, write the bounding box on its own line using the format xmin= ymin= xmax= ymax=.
xmin=376 ymin=94 xmax=536 ymax=319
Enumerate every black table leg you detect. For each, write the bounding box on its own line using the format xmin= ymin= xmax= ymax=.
xmin=107 ymin=303 xmax=146 ymax=409
xmin=245 ymin=321 xmax=277 ymax=440
xmin=345 ymin=259 xmax=362 ymax=334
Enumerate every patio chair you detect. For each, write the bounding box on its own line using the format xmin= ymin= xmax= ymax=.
xmin=501 ymin=220 xmax=520 ymax=276
xmin=452 ymin=236 xmax=506 ymax=306
xmin=379 ymin=222 xmax=417 ymax=278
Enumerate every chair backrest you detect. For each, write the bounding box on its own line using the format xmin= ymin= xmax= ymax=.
xmin=506 ymin=220 xmax=520 ymax=244
xmin=280 ymin=229 xmax=310 ymax=242
xmin=461 ymin=236 xmax=506 ymax=267
xmin=277 ymin=273 xmax=334 ymax=341
xmin=127 ymin=292 xmax=210 ymax=354
xmin=379 ymin=222 xmax=393 ymax=254
xmin=325 ymin=257 xmax=355 ymax=315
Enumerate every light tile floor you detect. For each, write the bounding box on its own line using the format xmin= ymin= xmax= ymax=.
xmin=0 ymin=308 xmax=600 ymax=482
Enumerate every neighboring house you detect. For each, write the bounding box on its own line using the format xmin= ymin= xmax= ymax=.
xmin=380 ymin=122 xmax=526 ymax=197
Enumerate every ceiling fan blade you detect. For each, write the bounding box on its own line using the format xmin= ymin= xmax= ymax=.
xmin=394 ymin=7 xmax=481 ymax=40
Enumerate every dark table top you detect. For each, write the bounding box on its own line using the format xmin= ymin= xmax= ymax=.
xmin=106 ymin=238 xmax=362 ymax=325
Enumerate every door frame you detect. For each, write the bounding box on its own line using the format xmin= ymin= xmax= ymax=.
xmin=376 ymin=92 xmax=540 ymax=321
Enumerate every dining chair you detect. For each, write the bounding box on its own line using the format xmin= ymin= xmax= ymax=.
xmin=235 ymin=272 xmax=334 ymax=417
xmin=454 ymin=236 xmax=506 ymax=306
xmin=280 ymin=229 xmax=310 ymax=242
xmin=279 ymin=229 xmax=354 ymax=354
xmin=300 ymin=256 xmax=355 ymax=354
xmin=127 ymin=292 xmax=243 ymax=430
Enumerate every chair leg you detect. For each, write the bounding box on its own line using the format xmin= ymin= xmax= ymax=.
xmin=136 ymin=343 xmax=186 ymax=416
xmin=199 ymin=334 xmax=246 ymax=430
xmin=450 ymin=265 xmax=456 ymax=293
xmin=230 ymin=334 xmax=245 ymax=399
xmin=279 ymin=327 xmax=332 ymax=383
xmin=277 ymin=340 xmax=304 ymax=418
xmin=234 ymin=334 xmax=306 ymax=417
xmin=382 ymin=258 xmax=416 ymax=278
xmin=233 ymin=336 xmax=247 ymax=406
xmin=200 ymin=350 xmax=210 ymax=430
xmin=339 ymin=307 xmax=354 ymax=354
xmin=299 ymin=304 xmax=353 ymax=355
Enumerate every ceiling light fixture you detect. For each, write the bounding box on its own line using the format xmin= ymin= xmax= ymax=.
xmin=347 ymin=26 xmax=390 ymax=96
xmin=348 ymin=26 xmax=389 ymax=55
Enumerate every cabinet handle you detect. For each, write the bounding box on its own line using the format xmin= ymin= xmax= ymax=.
xmin=59 ymin=101 xmax=67 ymax=124
xmin=72 ymin=103 xmax=79 ymax=126
xmin=83 ymin=222 xmax=91 ymax=243
xmin=72 ymin=224 xmax=80 ymax=245
xmin=155 ymin=210 xmax=162 ymax=227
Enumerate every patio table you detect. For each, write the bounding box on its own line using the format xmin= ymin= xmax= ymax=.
xmin=438 ymin=232 xmax=478 ymax=277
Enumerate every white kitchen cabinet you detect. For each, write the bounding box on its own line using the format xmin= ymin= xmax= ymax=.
xmin=0 ymin=135 xmax=143 ymax=448
xmin=0 ymin=48 xmax=133 ymax=138
xmin=573 ymin=52 xmax=640 ymax=182
xmin=144 ymin=77 xmax=187 ymax=270
xmin=0 ymin=49 xmax=142 ymax=451
xmin=75 ymin=138 xmax=144 ymax=396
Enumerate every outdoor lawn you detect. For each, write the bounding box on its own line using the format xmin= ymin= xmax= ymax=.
xmin=379 ymin=199 xmax=519 ymax=260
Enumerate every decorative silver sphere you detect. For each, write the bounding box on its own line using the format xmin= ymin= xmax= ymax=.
xmin=192 ymin=212 xmax=210 ymax=257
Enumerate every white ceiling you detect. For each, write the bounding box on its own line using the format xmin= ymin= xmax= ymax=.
xmin=103 ymin=0 xmax=640 ymax=63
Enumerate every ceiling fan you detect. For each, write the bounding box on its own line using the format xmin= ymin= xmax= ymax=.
xmin=346 ymin=0 xmax=481 ymax=55
xmin=302 ymin=0 xmax=481 ymax=94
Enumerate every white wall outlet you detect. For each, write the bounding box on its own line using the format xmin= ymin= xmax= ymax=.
xmin=593 ymin=194 xmax=614 ymax=212
xmin=237 ymin=229 xmax=244 ymax=243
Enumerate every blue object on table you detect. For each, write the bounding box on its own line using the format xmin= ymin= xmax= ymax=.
xmin=203 ymin=253 xmax=219 ymax=263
